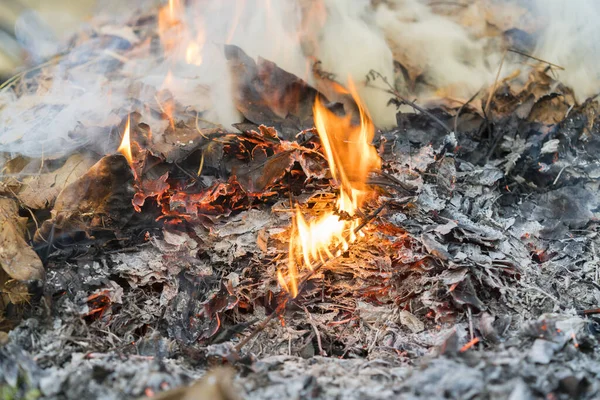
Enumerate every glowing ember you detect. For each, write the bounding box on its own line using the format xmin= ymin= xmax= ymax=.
xmin=117 ymin=115 xmax=133 ymax=165
xmin=279 ymin=79 xmax=381 ymax=298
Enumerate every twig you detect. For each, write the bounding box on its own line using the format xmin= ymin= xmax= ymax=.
xmin=467 ymin=305 xmax=474 ymax=342
xmin=0 ymin=55 xmax=63 ymax=92
xmin=484 ymin=50 xmax=507 ymax=116
xmin=552 ymin=165 xmax=568 ymax=186
xmin=234 ymin=201 xmax=389 ymax=353
xmin=454 ymin=90 xmax=480 ymax=133
xmin=367 ymin=70 xmax=452 ymax=134
xmin=507 ymin=49 xmax=565 ymax=71
xmin=577 ymin=308 xmax=600 ymax=316
xmin=303 ymin=305 xmax=325 ymax=356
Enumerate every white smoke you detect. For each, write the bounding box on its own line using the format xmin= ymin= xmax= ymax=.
xmin=531 ymin=0 xmax=600 ymax=101
xmin=0 ymin=0 xmax=599 ymax=159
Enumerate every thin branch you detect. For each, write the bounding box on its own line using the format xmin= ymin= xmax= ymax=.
xmin=508 ymin=49 xmax=565 ymax=71
xmin=454 ymin=90 xmax=480 ymax=133
xmin=367 ymin=70 xmax=452 ymax=134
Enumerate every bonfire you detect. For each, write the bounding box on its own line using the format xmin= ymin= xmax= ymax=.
xmin=1 ymin=1 xmax=600 ymax=399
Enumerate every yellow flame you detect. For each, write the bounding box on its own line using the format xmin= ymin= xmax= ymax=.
xmin=118 ymin=115 xmax=133 ymax=165
xmin=280 ymin=79 xmax=381 ymax=298
xmin=185 ymin=32 xmax=205 ymax=66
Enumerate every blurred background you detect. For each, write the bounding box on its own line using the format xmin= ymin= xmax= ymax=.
xmin=0 ymin=0 xmax=96 ymax=81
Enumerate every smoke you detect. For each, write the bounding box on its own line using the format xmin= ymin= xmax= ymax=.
xmin=374 ymin=0 xmax=500 ymax=100
xmin=0 ymin=0 xmax=599 ymax=159
xmin=531 ymin=0 xmax=600 ymax=101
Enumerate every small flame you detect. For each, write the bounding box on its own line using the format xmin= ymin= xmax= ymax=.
xmin=158 ymin=0 xmax=183 ymax=52
xmin=159 ymin=0 xmax=206 ymax=68
xmin=280 ymin=79 xmax=381 ymax=298
xmin=185 ymin=31 xmax=205 ymax=66
xmin=118 ymin=115 xmax=133 ymax=165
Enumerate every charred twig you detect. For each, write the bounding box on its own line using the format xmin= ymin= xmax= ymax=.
xmin=375 ymin=171 xmax=415 ymax=195
xmin=173 ymin=161 xmax=200 ymax=184
xmin=454 ymin=90 xmax=480 ymax=133
xmin=577 ymin=308 xmax=600 ymax=316
xmin=233 ymin=201 xmax=389 ymax=353
xmin=367 ymin=70 xmax=452 ymax=134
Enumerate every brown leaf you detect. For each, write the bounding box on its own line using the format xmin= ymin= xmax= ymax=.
xmin=0 ymin=197 xmax=43 ymax=281
xmin=527 ymin=94 xmax=570 ymax=125
xmin=146 ymin=367 xmax=239 ymax=400
xmin=150 ymin=124 xmax=225 ymax=163
xmin=233 ymin=149 xmax=295 ymax=193
xmin=225 ymin=44 xmax=317 ymax=140
xmin=35 ymin=154 xmax=135 ymax=242
xmin=17 ymin=153 xmax=97 ymax=209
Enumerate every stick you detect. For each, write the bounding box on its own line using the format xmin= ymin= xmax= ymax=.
xmin=233 ymin=201 xmax=389 ymax=353
xmin=367 ymin=70 xmax=452 ymax=134
xmin=303 ymin=306 xmax=325 ymax=356
xmin=454 ymin=90 xmax=480 ymax=134
xmin=507 ymin=49 xmax=565 ymax=71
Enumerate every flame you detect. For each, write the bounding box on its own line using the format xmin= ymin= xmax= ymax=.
xmin=158 ymin=0 xmax=206 ymax=68
xmin=280 ymin=79 xmax=381 ymax=298
xmin=185 ymin=31 xmax=205 ymax=66
xmin=158 ymin=0 xmax=183 ymax=52
xmin=118 ymin=115 xmax=133 ymax=165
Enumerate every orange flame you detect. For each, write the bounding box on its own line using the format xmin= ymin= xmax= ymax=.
xmin=279 ymin=79 xmax=381 ymax=297
xmin=158 ymin=0 xmax=183 ymax=52
xmin=158 ymin=0 xmax=205 ymax=66
xmin=118 ymin=115 xmax=133 ymax=165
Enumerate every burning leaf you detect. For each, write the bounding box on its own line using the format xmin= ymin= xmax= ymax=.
xmin=0 ymin=198 xmax=43 ymax=281
xmin=133 ymin=172 xmax=170 ymax=212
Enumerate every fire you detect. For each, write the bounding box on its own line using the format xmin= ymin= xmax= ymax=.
xmin=117 ymin=115 xmax=133 ymax=165
xmin=280 ymin=79 xmax=381 ymax=298
xmin=158 ymin=0 xmax=205 ymax=66
xmin=185 ymin=26 xmax=206 ymax=67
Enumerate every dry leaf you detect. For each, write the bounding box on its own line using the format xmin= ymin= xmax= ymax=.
xmin=0 ymin=198 xmax=43 ymax=281
xmin=144 ymin=367 xmax=239 ymax=400
xmin=35 ymin=154 xmax=135 ymax=242
xmin=18 ymin=153 xmax=97 ymax=209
